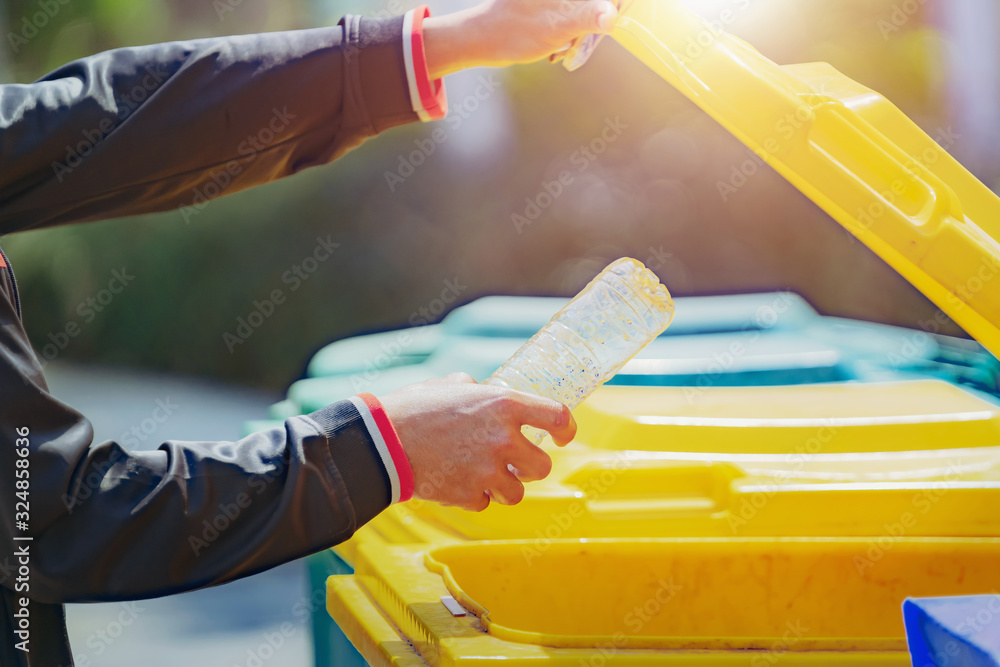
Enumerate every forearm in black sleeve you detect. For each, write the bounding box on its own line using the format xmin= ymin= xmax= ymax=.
xmin=0 ymin=294 xmax=394 ymax=604
xmin=0 ymin=15 xmax=418 ymax=234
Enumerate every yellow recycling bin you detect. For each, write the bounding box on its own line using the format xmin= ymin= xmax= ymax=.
xmin=324 ymin=0 xmax=1000 ymax=663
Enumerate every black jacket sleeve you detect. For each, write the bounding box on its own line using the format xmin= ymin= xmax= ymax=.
xmin=0 ymin=250 xmax=397 ymax=667
xmin=0 ymin=14 xmax=418 ymax=233
xmin=0 ymin=269 xmax=394 ymax=604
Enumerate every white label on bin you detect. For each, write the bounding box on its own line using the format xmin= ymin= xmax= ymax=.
xmin=440 ymin=596 xmax=467 ymax=617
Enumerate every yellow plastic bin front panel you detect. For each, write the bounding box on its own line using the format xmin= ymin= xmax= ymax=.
xmin=340 ymin=381 xmax=1000 ymax=551
xmin=611 ymin=0 xmax=1000 ymax=358
xmin=329 ymin=538 xmax=1000 ymax=665
xmin=429 ymin=539 xmax=1000 ymax=651
xmin=407 ymin=466 xmax=1000 ymax=543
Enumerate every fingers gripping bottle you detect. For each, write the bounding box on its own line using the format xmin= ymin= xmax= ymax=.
xmin=485 ymin=258 xmax=675 ymax=444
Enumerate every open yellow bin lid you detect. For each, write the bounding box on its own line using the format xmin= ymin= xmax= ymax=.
xmin=612 ymin=0 xmax=1000 ymax=357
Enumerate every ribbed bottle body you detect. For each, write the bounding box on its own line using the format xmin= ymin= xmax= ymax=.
xmin=485 ymin=258 xmax=675 ymax=443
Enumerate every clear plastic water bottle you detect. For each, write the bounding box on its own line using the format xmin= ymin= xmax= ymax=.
xmin=485 ymin=257 xmax=675 ymax=443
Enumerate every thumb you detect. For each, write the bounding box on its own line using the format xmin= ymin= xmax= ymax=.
xmin=581 ymin=0 xmax=618 ymax=33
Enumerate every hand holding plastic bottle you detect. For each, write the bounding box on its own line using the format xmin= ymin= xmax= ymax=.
xmin=381 ymin=258 xmax=674 ymax=513
xmin=379 ymin=373 xmax=577 ymax=512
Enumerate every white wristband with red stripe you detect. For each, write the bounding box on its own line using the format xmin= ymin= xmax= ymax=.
xmin=402 ymin=5 xmax=448 ymax=122
xmin=349 ymin=393 xmax=414 ymax=503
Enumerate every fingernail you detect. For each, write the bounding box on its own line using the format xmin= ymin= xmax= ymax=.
xmin=597 ymin=8 xmax=617 ymax=32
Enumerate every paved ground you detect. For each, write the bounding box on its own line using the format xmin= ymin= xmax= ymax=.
xmin=44 ymin=362 xmax=314 ymax=667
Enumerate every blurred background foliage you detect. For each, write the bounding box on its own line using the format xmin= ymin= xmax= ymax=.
xmin=1 ymin=0 xmax=998 ymax=390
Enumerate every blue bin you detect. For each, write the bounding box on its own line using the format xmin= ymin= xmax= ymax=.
xmin=904 ymin=595 xmax=1000 ymax=667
